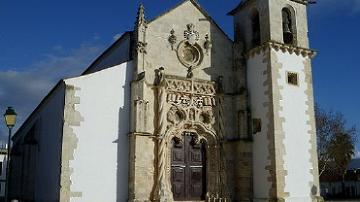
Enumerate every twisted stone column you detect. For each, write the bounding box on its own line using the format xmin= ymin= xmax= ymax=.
xmin=156 ymin=80 xmax=173 ymax=201
xmin=217 ymin=95 xmax=225 ymax=140
xmin=217 ymin=95 xmax=230 ymax=201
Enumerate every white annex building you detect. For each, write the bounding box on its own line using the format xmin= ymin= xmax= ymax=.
xmin=9 ymin=0 xmax=322 ymax=201
xmin=0 ymin=143 xmax=8 ymax=200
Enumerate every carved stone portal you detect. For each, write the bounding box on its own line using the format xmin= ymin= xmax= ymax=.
xmin=155 ymin=74 xmax=229 ymax=201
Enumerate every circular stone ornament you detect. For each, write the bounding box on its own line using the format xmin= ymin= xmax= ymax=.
xmin=177 ymin=41 xmax=204 ymax=68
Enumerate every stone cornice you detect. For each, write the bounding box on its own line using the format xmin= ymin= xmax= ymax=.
xmin=245 ymin=41 xmax=317 ymax=59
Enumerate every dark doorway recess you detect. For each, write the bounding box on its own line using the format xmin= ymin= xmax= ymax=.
xmin=171 ymin=132 xmax=206 ymax=201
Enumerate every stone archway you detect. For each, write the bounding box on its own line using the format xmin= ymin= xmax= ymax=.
xmin=164 ymin=122 xmax=223 ymax=201
xmin=154 ymin=73 xmax=228 ymax=201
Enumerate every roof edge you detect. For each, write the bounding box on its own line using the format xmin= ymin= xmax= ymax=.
xmin=12 ymin=80 xmax=65 ymax=141
xmin=148 ymin=0 xmax=233 ymax=42
xmin=227 ymin=0 xmax=252 ymax=15
xmin=81 ymin=31 xmax=133 ymax=75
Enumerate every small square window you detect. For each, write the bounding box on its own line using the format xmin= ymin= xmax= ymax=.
xmin=287 ymin=72 xmax=298 ymax=86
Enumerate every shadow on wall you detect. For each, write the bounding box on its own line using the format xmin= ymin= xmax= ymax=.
xmin=114 ymin=61 xmax=133 ymax=202
xmin=203 ymin=22 xmax=251 ymax=201
xmin=203 ymin=23 xmax=236 ymax=200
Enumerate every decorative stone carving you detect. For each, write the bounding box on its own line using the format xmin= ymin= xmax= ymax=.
xmin=187 ymin=66 xmax=193 ymax=78
xmin=165 ymin=78 xmax=216 ymax=95
xmin=155 ymin=67 xmax=165 ymax=85
xmin=168 ymin=29 xmax=177 ymax=50
xmin=136 ymin=41 xmax=147 ymax=54
xmin=155 ymin=75 xmax=229 ymax=201
xmin=191 ymin=133 xmax=206 ymax=145
xmin=167 ymin=106 xmax=185 ymax=126
xmin=204 ymin=34 xmax=212 ymax=54
xmin=155 ymin=69 xmax=174 ymax=202
xmin=177 ymin=24 xmax=204 ymax=68
xmin=184 ymin=23 xmax=199 ymax=45
xmin=165 ymin=78 xmax=192 ymax=93
xmin=246 ymin=40 xmax=316 ymax=59
xmin=133 ymin=97 xmax=149 ymax=132
xmin=177 ymin=41 xmax=203 ymax=68
xmin=166 ymin=93 xmax=215 ymax=108
xmin=217 ymin=95 xmax=225 ymax=140
xmin=134 ymin=4 xmax=148 ymax=55
xmin=135 ymin=4 xmax=147 ymax=28
xmin=199 ymin=109 xmax=215 ymax=125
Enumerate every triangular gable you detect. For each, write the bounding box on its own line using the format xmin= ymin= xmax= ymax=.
xmin=148 ymin=0 xmax=232 ymax=42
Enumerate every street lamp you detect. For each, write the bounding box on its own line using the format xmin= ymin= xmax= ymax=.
xmin=3 ymin=107 xmax=17 ymax=202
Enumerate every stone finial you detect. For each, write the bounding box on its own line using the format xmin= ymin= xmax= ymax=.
xmin=135 ymin=4 xmax=147 ymax=28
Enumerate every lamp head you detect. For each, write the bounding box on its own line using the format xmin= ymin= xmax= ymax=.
xmin=4 ymin=107 xmax=17 ymax=129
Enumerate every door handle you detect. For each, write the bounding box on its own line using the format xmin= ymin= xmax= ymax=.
xmin=189 ymin=165 xmax=203 ymax=168
xmin=172 ymin=165 xmax=186 ymax=168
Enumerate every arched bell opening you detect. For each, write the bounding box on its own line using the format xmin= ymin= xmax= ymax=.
xmin=282 ymin=7 xmax=297 ymax=45
xmin=250 ymin=9 xmax=261 ymax=48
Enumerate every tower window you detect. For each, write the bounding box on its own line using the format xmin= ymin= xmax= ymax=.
xmin=282 ymin=8 xmax=294 ymax=45
xmin=251 ymin=10 xmax=261 ymax=48
xmin=287 ymin=72 xmax=299 ymax=86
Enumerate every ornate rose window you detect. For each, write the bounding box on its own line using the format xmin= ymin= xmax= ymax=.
xmin=177 ymin=41 xmax=204 ymax=68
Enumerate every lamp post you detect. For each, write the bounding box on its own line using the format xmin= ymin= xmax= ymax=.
xmin=3 ymin=107 xmax=17 ymax=202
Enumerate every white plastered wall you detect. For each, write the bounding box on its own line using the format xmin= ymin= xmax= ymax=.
xmin=275 ymin=51 xmax=313 ymax=202
xmin=0 ymin=153 xmax=6 ymax=197
xmin=64 ymin=61 xmax=133 ymax=202
xmin=247 ymin=52 xmax=271 ymax=201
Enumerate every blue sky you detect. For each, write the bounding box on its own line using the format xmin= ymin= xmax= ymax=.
xmin=0 ymin=0 xmax=359 ymax=151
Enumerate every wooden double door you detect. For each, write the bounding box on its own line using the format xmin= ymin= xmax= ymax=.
xmin=171 ymin=133 xmax=206 ymax=201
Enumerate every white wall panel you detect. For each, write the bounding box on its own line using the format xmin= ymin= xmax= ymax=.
xmin=65 ymin=61 xmax=133 ymax=202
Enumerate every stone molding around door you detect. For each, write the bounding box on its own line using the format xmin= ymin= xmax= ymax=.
xmin=155 ymin=74 xmax=229 ymax=201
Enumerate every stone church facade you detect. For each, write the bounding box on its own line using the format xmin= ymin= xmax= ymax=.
xmin=9 ymin=0 xmax=321 ymax=202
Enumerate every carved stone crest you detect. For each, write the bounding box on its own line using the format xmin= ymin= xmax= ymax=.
xmin=176 ymin=24 xmax=204 ymax=69
xmin=184 ymin=23 xmax=199 ymax=45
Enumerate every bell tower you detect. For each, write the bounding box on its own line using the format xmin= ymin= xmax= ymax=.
xmin=229 ymin=0 xmax=321 ymax=201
